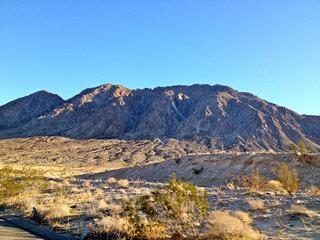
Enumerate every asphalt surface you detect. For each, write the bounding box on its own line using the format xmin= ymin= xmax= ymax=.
xmin=0 ymin=218 xmax=45 ymax=240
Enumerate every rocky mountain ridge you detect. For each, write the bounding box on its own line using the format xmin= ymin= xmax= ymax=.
xmin=0 ymin=83 xmax=319 ymax=152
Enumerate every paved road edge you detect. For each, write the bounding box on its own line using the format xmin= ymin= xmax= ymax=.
xmin=0 ymin=213 xmax=76 ymax=240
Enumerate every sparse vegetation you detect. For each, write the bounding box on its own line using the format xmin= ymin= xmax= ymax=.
xmin=305 ymin=185 xmax=320 ymax=196
xmin=117 ymin=179 xmax=129 ymax=188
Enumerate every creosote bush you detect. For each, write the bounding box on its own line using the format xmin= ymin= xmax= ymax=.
xmin=122 ymin=175 xmax=209 ymax=239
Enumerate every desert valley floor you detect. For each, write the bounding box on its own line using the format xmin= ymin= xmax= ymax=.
xmin=0 ymin=137 xmax=319 ymax=239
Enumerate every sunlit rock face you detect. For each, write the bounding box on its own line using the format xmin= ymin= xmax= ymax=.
xmin=0 ymin=83 xmax=319 ymax=152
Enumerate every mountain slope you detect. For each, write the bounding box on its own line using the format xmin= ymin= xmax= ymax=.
xmin=0 ymin=83 xmax=319 ymax=152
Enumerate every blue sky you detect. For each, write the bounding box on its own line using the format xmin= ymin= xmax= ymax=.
xmin=0 ymin=0 xmax=319 ymax=115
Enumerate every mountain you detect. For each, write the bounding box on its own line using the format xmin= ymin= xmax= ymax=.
xmin=0 ymin=83 xmax=319 ymax=152
xmin=0 ymin=91 xmax=63 ymax=131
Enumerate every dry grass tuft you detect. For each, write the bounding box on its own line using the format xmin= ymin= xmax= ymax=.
xmin=233 ymin=211 xmax=253 ymax=225
xmin=246 ymin=198 xmax=265 ymax=211
xmin=106 ymin=177 xmax=117 ymax=185
xmin=305 ymin=185 xmax=320 ymax=196
xmin=289 ymin=204 xmax=319 ymax=218
xmin=266 ymin=180 xmax=287 ymax=193
xmin=89 ymin=216 xmax=130 ymax=239
xmin=204 ymin=210 xmax=263 ymax=240
xmin=97 ymin=199 xmax=108 ymax=211
xmin=117 ymin=179 xmax=129 ymax=188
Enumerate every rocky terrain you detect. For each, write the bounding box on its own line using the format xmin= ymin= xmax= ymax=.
xmin=0 ymin=83 xmax=319 ymax=152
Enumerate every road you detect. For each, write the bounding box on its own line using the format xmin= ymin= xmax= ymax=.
xmin=0 ymin=218 xmax=45 ymax=240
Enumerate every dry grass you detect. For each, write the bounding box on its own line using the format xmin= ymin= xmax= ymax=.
xmin=117 ymin=179 xmax=129 ymax=188
xmin=203 ymin=210 xmax=263 ymax=240
xmin=89 ymin=216 xmax=130 ymax=239
xmin=246 ymin=198 xmax=265 ymax=211
xmin=289 ymin=204 xmax=319 ymax=218
xmin=106 ymin=177 xmax=117 ymax=185
xmin=266 ymin=180 xmax=287 ymax=193
xmin=305 ymin=185 xmax=320 ymax=196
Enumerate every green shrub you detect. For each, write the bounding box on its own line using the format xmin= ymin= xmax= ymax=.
xmin=121 ymin=175 xmax=209 ymax=239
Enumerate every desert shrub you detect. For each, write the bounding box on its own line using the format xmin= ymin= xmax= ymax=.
xmin=91 ymin=176 xmax=209 ymax=239
xmin=274 ymin=163 xmax=299 ymax=195
xmin=87 ymin=216 xmax=131 ymax=240
xmin=125 ymin=175 xmax=208 ymax=238
xmin=241 ymin=170 xmax=266 ymax=193
xmin=203 ymin=210 xmax=263 ymax=240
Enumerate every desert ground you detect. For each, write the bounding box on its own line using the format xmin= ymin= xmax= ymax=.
xmin=0 ymin=137 xmax=319 ymax=239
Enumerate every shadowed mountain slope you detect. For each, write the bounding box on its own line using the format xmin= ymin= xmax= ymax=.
xmin=0 ymin=83 xmax=319 ymax=152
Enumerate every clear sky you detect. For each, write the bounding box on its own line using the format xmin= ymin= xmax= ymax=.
xmin=0 ymin=1 xmax=319 ymax=115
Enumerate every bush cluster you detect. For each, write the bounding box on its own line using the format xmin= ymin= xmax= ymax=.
xmin=88 ymin=176 xmax=263 ymax=240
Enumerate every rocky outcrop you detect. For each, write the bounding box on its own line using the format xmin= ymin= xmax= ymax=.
xmin=0 ymin=83 xmax=319 ymax=152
